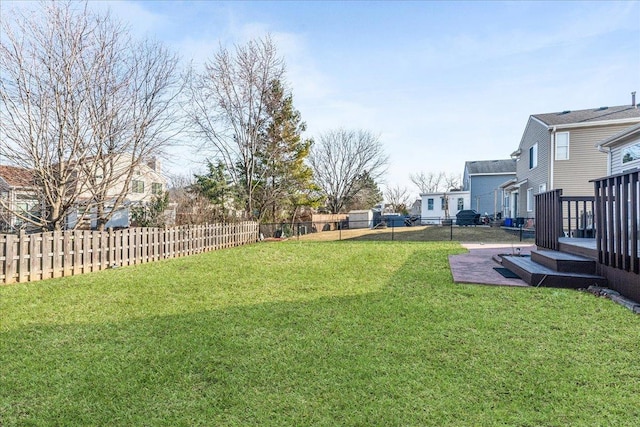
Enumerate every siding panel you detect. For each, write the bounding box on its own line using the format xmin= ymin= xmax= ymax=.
xmin=553 ymin=124 xmax=632 ymax=196
xmin=516 ymin=118 xmax=550 ymax=218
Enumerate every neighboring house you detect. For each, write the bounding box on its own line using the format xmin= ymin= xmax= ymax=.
xmin=462 ymin=159 xmax=516 ymax=217
xmin=0 ymin=165 xmax=40 ymax=232
xmin=420 ymin=190 xmax=470 ymax=224
xmin=69 ymin=157 xmax=168 ymax=229
xmin=409 ymin=199 xmax=421 ymax=217
xmin=595 ymin=122 xmax=640 ymax=175
xmin=507 ymin=101 xmax=640 ymax=220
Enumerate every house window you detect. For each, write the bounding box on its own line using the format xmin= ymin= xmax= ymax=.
xmin=132 ymin=180 xmax=144 ymax=193
xmin=457 ymin=198 xmax=464 ymax=210
xmin=427 ymin=198 xmax=434 ymax=211
xmin=151 ymin=182 xmax=163 ymax=195
xmin=527 ymin=188 xmax=534 ymax=212
xmin=539 ymin=183 xmax=546 ymax=193
xmin=441 ymin=197 xmax=446 ymax=210
xmin=555 ymin=132 xmax=569 ymax=160
xmin=529 ymin=143 xmax=538 ymax=169
xmin=622 ymin=142 xmax=640 ymax=164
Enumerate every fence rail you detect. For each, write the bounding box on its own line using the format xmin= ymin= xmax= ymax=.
xmin=593 ymin=170 xmax=639 ymax=274
xmin=0 ymin=222 xmax=259 ymax=285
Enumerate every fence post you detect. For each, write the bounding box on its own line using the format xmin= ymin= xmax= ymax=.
xmin=18 ymin=230 xmax=28 ymax=283
xmin=519 ymin=223 xmax=523 ymax=242
xmin=450 ymin=220 xmax=453 ymax=241
xmin=4 ymin=233 xmax=16 ymax=284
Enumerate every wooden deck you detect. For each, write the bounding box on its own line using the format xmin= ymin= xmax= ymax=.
xmin=558 ymin=237 xmax=598 ymax=259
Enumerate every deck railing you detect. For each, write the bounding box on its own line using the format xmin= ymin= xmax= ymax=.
xmin=562 ymin=196 xmax=596 ymax=238
xmin=535 ymin=189 xmax=563 ymax=250
xmin=535 ymin=190 xmax=596 ymax=251
xmin=593 ymin=170 xmax=640 ymax=274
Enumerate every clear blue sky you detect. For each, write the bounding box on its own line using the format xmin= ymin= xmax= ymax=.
xmin=8 ymin=1 xmax=640 ymax=199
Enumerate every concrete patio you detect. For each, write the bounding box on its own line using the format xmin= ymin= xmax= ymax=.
xmin=448 ymin=243 xmax=535 ymax=287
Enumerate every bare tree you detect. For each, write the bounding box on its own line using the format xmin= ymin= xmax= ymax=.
xmin=0 ymin=1 xmax=181 ymax=231
xmin=83 ymin=34 xmax=182 ymax=230
xmin=410 ymin=171 xmax=461 ymax=193
xmin=410 ymin=171 xmax=444 ymax=194
xmin=1 ymin=1 xmax=98 ymax=230
xmin=439 ymin=173 xmax=462 ymax=220
xmin=384 ymin=185 xmax=411 ymax=214
xmin=443 ymin=173 xmax=462 ymax=191
xmin=309 ymin=129 xmax=388 ymax=214
xmin=186 ymin=35 xmax=285 ymax=218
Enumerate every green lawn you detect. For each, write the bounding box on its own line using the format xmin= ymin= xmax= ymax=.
xmin=1 ymin=241 xmax=638 ymax=426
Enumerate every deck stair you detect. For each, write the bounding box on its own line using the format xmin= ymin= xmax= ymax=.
xmin=501 ymin=249 xmax=607 ymax=288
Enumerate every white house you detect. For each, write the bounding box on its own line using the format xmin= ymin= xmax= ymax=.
xmin=68 ymin=156 xmax=168 ymax=229
xmin=420 ymin=191 xmax=471 ymax=224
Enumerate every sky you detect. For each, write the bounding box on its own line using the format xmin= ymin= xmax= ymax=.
xmin=4 ymin=1 xmax=640 ymax=201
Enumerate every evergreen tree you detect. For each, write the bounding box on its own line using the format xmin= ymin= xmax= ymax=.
xmin=192 ymin=161 xmax=239 ymax=221
xmin=254 ymin=80 xmax=318 ymax=222
xmin=344 ymin=171 xmax=383 ymax=212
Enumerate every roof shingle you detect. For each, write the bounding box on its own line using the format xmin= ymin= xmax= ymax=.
xmin=0 ymin=165 xmax=36 ymax=188
xmin=533 ymin=105 xmax=640 ymax=126
xmin=465 ymin=159 xmax=516 ymax=175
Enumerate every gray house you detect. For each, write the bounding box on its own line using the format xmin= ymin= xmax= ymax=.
xmin=462 ymin=159 xmax=516 ymax=217
xmin=595 ymin=122 xmax=640 ymax=175
xmin=507 ymin=101 xmax=640 ymax=220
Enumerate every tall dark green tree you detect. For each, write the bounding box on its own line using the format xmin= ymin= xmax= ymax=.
xmin=192 ymin=161 xmax=238 ymax=221
xmin=254 ymin=80 xmax=318 ymax=222
xmin=344 ymin=171 xmax=383 ymax=212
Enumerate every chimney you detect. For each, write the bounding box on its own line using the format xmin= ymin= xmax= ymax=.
xmin=633 ymin=91 xmax=637 ymax=108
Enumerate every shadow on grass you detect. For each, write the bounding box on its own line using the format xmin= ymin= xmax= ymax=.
xmin=1 ymin=244 xmax=637 ymax=426
xmin=342 ymin=225 xmax=534 ymax=243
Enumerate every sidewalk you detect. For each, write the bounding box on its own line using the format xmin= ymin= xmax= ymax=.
xmin=448 ymin=243 xmax=535 ymax=287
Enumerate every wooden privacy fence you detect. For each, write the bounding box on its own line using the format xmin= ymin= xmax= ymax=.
xmin=0 ymin=222 xmax=259 ymax=285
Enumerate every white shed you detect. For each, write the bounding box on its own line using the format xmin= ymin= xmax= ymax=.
xmin=420 ymin=191 xmax=471 ymax=224
xmin=348 ymin=210 xmax=373 ymax=229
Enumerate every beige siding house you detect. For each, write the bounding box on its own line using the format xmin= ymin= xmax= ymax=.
xmin=507 ymin=102 xmax=640 ymax=220
xmin=69 ymin=157 xmax=167 ymax=229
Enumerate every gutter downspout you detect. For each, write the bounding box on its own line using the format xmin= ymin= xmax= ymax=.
xmin=597 ymin=144 xmax=612 ymax=176
xmin=550 ymin=126 xmax=556 ymax=189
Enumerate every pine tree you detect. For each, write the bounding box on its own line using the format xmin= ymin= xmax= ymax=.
xmin=254 ymin=80 xmax=318 ymax=222
xmin=192 ymin=161 xmax=238 ymax=221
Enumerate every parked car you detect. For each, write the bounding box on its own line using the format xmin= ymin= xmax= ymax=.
xmin=456 ymin=209 xmax=481 ymax=226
